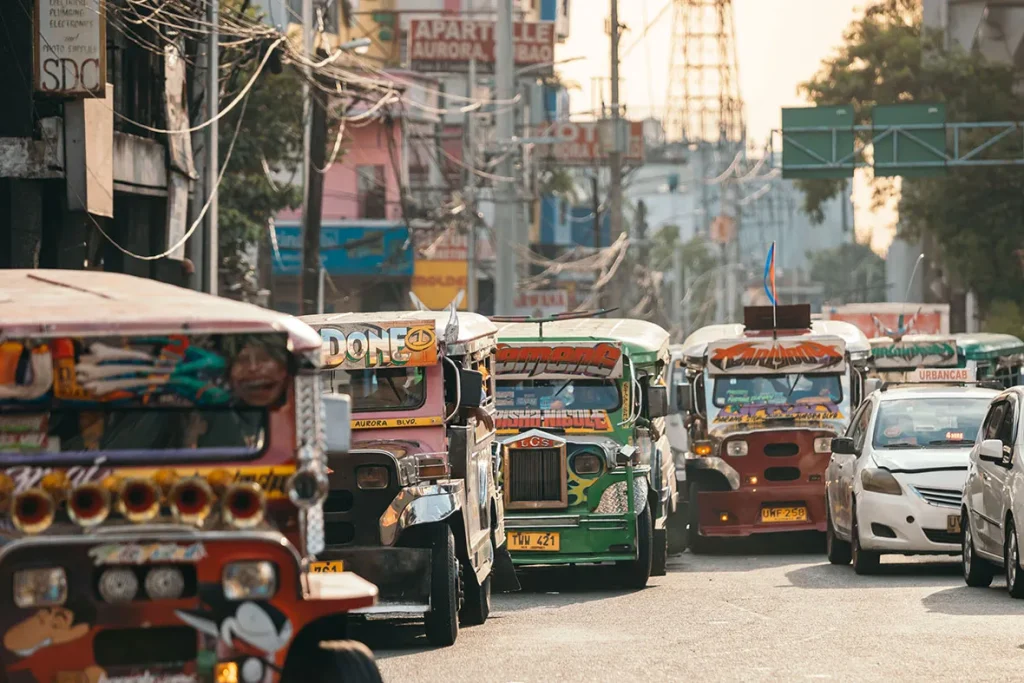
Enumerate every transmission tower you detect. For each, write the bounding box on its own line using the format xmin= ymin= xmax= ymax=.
xmin=665 ymin=0 xmax=745 ymax=145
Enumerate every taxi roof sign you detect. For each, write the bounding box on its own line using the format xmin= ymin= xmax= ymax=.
xmin=907 ymin=367 xmax=976 ymax=383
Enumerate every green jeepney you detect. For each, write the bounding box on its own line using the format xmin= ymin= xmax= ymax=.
xmin=869 ymin=333 xmax=1024 ymax=388
xmin=492 ymin=317 xmax=676 ymax=587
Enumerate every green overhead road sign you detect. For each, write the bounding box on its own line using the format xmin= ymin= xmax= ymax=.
xmin=776 ymin=104 xmax=1024 ymax=179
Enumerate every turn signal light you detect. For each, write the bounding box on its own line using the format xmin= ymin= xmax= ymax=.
xmin=693 ymin=442 xmax=713 ymax=457
xmin=12 ymin=489 xmax=56 ymax=534
xmin=223 ymin=482 xmax=266 ymax=529
xmin=68 ymin=484 xmax=112 ymax=527
xmin=168 ymin=477 xmax=215 ymax=526
xmin=117 ymin=478 xmax=161 ymax=523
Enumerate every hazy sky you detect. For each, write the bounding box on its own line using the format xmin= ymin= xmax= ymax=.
xmin=556 ymin=0 xmax=896 ymax=253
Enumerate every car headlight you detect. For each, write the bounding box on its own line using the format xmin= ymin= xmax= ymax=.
xmin=726 ymin=440 xmax=748 ymax=456
xmin=814 ymin=437 xmax=832 ymax=454
xmin=356 ymin=465 xmax=390 ymax=490
xmin=573 ymin=452 xmax=603 ymax=475
xmin=861 ymin=468 xmax=902 ymax=496
xmin=14 ymin=567 xmax=67 ymax=608
xmin=223 ymin=561 xmax=277 ymax=600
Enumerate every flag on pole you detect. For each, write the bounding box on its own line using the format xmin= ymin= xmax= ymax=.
xmin=763 ymin=242 xmax=777 ymax=306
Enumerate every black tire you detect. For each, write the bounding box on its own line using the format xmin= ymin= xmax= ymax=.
xmin=423 ymin=524 xmax=460 ymax=646
xmin=282 ymin=638 xmax=382 ymax=683
xmin=962 ymin=511 xmax=994 ymax=588
xmin=651 ymin=527 xmax=668 ymax=576
xmin=850 ymin=504 xmax=880 ymax=575
xmin=459 ymin=534 xmax=492 ymax=626
xmin=825 ymin=501 xmax=851 ymax=565
xmin=686 ymin=481 xmax=711 ymax=554
xmin=617 ymin=503 xmax=653 ymax=588
xmin=667 ymin=500 xmax=689 ymax=555
xmin=1006 ymin=519 xmax=1024 ymax=599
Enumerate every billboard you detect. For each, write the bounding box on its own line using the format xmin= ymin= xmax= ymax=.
xmin=412 ymin=259 xmax=468 ymax=311
xmin=34 ymin=0 xmax=107 ymax=97
xmin=272 ymin=222 xmax=413 ymax=277
xmin=706 ymin=337 xmax=848 ymax=375
xmin=534 ymin=120 xmax=645 ymax=165
xmin=822 ymin=303 xmax=949 ymax=339
xmin=408 ymin=19 xmax=555 ymax=74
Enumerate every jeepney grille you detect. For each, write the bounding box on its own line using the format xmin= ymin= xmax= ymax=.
xmin=508 ymin=448 xmax=564 ymax=504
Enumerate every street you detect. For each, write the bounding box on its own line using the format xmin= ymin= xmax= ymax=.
xmin=367 ymin=535 xmax=1024 ymax=682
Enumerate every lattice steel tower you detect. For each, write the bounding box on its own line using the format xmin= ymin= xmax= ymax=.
xmin=665 ymin=0 xmax=745 ymax=145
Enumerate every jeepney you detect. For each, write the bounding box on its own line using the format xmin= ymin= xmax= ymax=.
xmin=666 ymin=344 xmax=690 ymax=552
xmin=869 ymin=333 xmax=1024 ymax=388
xmin=679 ymin=304 xmax=871 ymax=551
xmin=300 ymin=310 xmax=515 ymax=647
xmin=0 ymin=270 xmax=382 ymax=683
xmin=492 ymin=317 xmax=675 ymax=587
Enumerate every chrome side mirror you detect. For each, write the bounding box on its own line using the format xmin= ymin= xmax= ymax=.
xmin=323 ymin=394 xmax=351 ymax=454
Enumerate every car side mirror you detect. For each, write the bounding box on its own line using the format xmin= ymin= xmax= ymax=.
xmin=323 ymin=394 xmax=352 ymax=454
xmin=676 ymin=384 xmax=692 ymax=414
xmin=831 ymin=436 xmax=857 ymax=455
xmin=644 ymin=384 xmax=669 ymax=419
xmin=979 ymin=438 xmax=1005 ymax=464
xmin=459 ymin=368 xmax=484 ymax=408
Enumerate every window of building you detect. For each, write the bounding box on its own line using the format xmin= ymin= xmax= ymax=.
xmin=357 ymin=165 xmax=387 ymax=219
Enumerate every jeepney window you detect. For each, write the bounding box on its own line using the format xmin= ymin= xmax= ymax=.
xmin=496 ymin=379 xmax=621 ymax=412
xmin=712 ymin=374 xmax=843 ymax=408
xmin=326 ymin=366 xmax=427 ymax=412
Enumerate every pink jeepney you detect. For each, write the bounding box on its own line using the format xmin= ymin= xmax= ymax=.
xmin=300 ymin=310 xmax=515 ymax=647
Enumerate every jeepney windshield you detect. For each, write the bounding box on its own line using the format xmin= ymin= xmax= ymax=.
xmin=495 ymin=379 xmax=621 ymax=412
xmin=708 ymin=373 xmax=846 ymax=425
xmin=326 ymin=366 xmax=427 ymax=412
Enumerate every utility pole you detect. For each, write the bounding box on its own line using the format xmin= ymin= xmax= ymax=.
xmin=464 ymin=56 xmax=478 ymax=312
xmin=300 ymin=2 xmax=329 ymax=315
xmin=205 ymin=0 xmax=219 ymax=295
xmin=591 ymin=176 xmax=601 ymax=249
xmin=493 ymin=0 xmax=517 ymax=315
xmin=607 ymin=0 xmax=624 ymax=293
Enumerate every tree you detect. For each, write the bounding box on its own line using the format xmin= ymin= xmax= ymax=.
xmin=808 ymin=242 xmax=887 ymax=304
xmin=796 ymin=0 xmax=1024 ymax=314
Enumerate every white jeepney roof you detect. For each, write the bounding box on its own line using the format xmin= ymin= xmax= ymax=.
xmin=301 ymin=310 xmax=496 ymax=355
xmin=681 ymin=320 xmax=871 ymax=363
xmin=494 ymin=318 xmax=670 ymax=355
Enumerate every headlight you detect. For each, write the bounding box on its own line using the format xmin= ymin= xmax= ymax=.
xmin=861 ymin=468 xmax=902 ymax=496
xmin=726 ymin=440 xmax=748 ymax=456
xmin=813 ymin=437 xmax=832 ymax=454
xmin=573 ymin=453 xmax=603 ymax=475
xmin=356 ymin=465 xmax=390 ymax=490
xmin=223 ymin=561 xmax=277 ymax=600
xmin=13 ymin=567 xmax=67 ymax=608
xmin=145 ymin=567 xmax=186 ymax=600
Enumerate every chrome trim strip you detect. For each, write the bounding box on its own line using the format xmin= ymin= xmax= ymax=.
xmin=688 ymin=456 xmax=741 ymax=490
xmin=353 ymin=603 xmax=430 ymax=616
xmin=379 ymin=482 xmax=466 ymax=546
xmin=505 ymin=515 xmax=581 ymax=529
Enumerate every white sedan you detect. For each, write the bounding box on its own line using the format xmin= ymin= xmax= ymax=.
xmin=825 ymin=384 xmax=997 ymax=574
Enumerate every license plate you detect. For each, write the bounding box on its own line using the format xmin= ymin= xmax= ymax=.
xmin=309 ymin=560 xmax=344 ymax=573
xmin=947 ymin=515 xmax=961 ymax=534
xmin=507 ymin=531 xmax=560 ymax=551
xmin=761 ymin=506 xmax=808 ymax=523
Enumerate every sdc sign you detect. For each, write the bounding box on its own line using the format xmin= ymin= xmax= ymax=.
xmin=34 ymin=0 xmax=108 ymax=97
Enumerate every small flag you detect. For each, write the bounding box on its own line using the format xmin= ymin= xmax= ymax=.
xmin=763 ymin=242 xmax=777 ymax=306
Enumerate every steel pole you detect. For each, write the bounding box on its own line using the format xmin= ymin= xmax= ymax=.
xmin=206 ymin=0 xmax=219 ymax=295
xmin=494 ymin=0 xmax=517 ymax=315
xmin=465 ymin=57 xmax=478 ymax=312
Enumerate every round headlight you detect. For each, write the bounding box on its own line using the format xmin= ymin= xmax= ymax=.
xmin=145 ymin=567 xmax=185 ymax=600
xmin=286 ymin=468 xmax=328 ymax=508
xmin=99 ymin=568 xmax=139 ymax=603
xmin=573 ymin=453 xmax=603 ymax=476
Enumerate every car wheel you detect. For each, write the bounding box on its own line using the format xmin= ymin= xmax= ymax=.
xmin=825 ymin=501 xmax=851 ymax=565
xmin=423 ymin=524 xmax=461 ymax=646
xmin=1006 ymin=519 xmax=1024 ymax=599
xmin=962 ymin=510 xmax=994 ymax=588
xmin=851 ymin=504 xmax=880 ymax=575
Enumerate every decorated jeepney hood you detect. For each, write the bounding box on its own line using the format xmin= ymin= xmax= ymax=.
xmin=681 ymin=320 xmax=871 ymax=370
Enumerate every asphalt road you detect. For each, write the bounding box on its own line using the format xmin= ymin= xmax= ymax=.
xmin=357 ymin=533 xmax=1024 ymax=682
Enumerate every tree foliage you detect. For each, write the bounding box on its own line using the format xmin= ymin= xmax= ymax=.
xmin=796 ymin=0 xmax=1024 ymax=312
xmin=808 ymin=242 xmax=887 ymax=304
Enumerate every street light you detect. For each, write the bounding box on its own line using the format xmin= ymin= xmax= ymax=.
xmin=338 ymin=37 xmax=371 ymax=55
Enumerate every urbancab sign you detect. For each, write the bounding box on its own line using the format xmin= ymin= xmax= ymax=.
xmin=496 ymin=342 xmax=624 ymax=380
xmin=908 ymin=367 xmax=975 ymax=383
xmin=34 ymin=0 xmax=107 ymax=97
xmin=320 ymin=321 xmax=439 ymax=370
xmin=408 ymin=19 xmax=555 ymax=74
xmin=707 ymin=337 xmax=847 ymax=375
xmin=871 ymin=339 xmax=958 ymax=369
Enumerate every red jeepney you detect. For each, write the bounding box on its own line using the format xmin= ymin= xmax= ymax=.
xmin=0 ymin=270 xmax=381 ymax=682
xmin=677 ymin=305 xmax=870 ymax=550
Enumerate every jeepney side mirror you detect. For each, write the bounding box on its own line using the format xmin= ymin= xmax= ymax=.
xmin=831 ymin=436 xmax=856 ymax=455
xmin=458 ymin=368 xmax=484 ymax=408
xmin=322 ymin=394 xmax=352 ymax=454
xmin=617 ymin=445 xmax=638 ymax=466
xmin=644 ymin=384 xmax=669 ymax=419
xmin=676 ymin=384 xmax=692 ymax=414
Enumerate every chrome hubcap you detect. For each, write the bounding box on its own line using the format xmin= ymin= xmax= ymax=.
xmin=1010 ymin=534 xmax=1018 ymax=588
xmin=964 ymin=523 xmax=972 ymax=573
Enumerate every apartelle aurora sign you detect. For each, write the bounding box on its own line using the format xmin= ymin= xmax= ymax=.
xmin=34 ymin=0 xmax=107 ymax=97
xmin=707 ymin=337 xmax=847 ymax=375
xmin=408 ymin=19 xmax=555 ymax=74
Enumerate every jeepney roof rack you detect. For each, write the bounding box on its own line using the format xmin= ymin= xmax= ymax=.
xmin=489 ymin=308 xmax=618 ymax=339
xmin=879 ymin=380 xmax=1003 ymax=392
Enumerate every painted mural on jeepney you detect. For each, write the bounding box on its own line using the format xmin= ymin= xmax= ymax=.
xmin=495 ymin=409 xmax=614 ymax=434
xmin=870 ymin=338 xmax=958 ymax=369
xmin=495 ymin=342 xmax=624 ymax=379
xmin=319 ymin=321 xmax=438 ymax=370
xmin=707 ymin=337 xmax=847 ymax=375
xmin=713 ymin=401 xmax=845 ymax=424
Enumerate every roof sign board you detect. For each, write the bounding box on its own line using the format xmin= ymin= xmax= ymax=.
xmin=908 ymin=367 xmax=975 ymax=383
xmin=272 ymin=222 xmax=413 ymax=277
xmin=496 ymin=342 xmax=623 ymax=380
xmin=872 ymin=103 xmax=946 ymax=178
xmin=34 ymin=0 xmax=107 ymax=97
xmin=707 ymin=337 xmax=847 ymax=376
xmin=536 ymin=121 xmax=645 ymax=165
xmin=781 ymin=106 xmax=855 ymax=179
xmin=318 ymin=321 xmax=439 ymax=370
xmin=408 ymin=19 xmax=555 ymax=74
xmin=871 ymin=339 xmax=958 ymax=369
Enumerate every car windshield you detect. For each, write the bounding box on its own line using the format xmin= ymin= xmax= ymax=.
xmin=712 ymin=374 xmax=843 ymax=408
xmin=326 ymin=367 xmax=427 ymax=412
xmin=872 ymin=397 xmax=991 ymax=449
xmin=496 ymin=379 xmax=621 ymax=412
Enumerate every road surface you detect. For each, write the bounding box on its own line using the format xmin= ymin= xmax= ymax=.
xmin=359 ymin=534 xmax=1024 ymax=682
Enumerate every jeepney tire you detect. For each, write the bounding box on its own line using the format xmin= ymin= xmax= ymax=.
xmin=825 ymin=503 xmax=851 ymax=565
xmin=424 ymin=524 xmax=460 ymax=647
xmin=651 ymin=526 xmax=668 ymax=576
xmin=315 ymin=640 xmax=383 ymax=683
xmin=616 ymin=503 xmax=653 ymax=589
xmin=850 ymin=505 xmax=880 ymax=575
xmin=686 ymin=482 xmax=711 ymax=555
xmin=667 ymin=501 xmax=689 ymax=555
xmin=460 ymin=531 xmax=494 ymax=626
xmin=962 ymin=509 xmax=994 ymax=588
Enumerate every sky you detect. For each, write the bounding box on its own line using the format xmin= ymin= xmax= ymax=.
xmin=555 ymin=0 xmax=897 ymax=254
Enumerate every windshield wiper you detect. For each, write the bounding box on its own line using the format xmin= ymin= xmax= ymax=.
xmin=928 ymin=439 xmax=975 ymax=447
xmin=880 ymin=443 xmax=925 ymax=449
